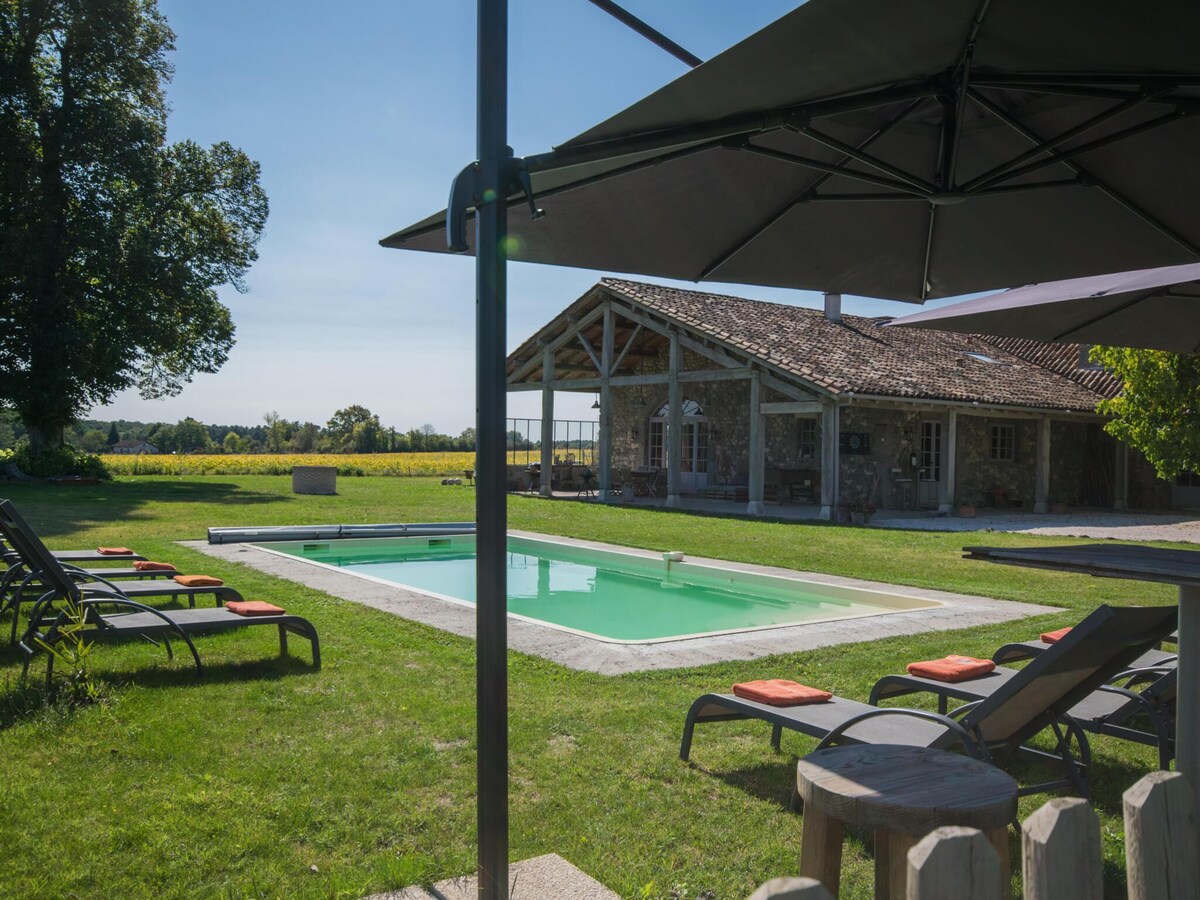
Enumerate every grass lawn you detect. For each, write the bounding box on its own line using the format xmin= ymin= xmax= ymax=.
xmin=0 ymin=476 xmax=1179 ymax=899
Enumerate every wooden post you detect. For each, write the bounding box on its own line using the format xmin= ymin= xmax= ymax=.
xmin=906 ymin=826 xmax=1001 ymax=900
xmin=539 ymin=343 xmax=554 ymax=497
xmin=819 ymin=401 xmax=839 ymax=519
xmin=747 ymin=877 xmax=833 ymax=900
xmin=1178 ymin=586 xmax=1200 ymax=811
xmin=1124 ymin=770 xmax=1199 ymax=900
xmin=597 ymin=302 xmax=614 ymax=500
xmin=1114 ymin=441 xmax=1129 ymax=510
xmin=937 ymin=411 xmax=957 ymax=513
xmin=1033 ymin=416 xmax=1051 ymax=513
xmin=665 ymin=329 xmax=683 ymax=507
xmin=747 ymin=370 xmax=765 ymax=515
xmin=1022 ymin=797 xmax=1101 ymax=900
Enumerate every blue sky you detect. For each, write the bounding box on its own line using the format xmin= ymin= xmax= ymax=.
xmin=98 ymin=0 xmax=961 ymax=433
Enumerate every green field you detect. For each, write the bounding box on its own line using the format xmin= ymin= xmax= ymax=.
xmin=0 ymin=477 xmax=1177 ymax=898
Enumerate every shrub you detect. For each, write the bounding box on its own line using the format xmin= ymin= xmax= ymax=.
xmin=15 ymin=446 xmax=111 ymax=479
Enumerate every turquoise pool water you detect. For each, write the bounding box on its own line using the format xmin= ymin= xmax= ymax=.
xmin=252 ymin=535 xmax=937 ymax=642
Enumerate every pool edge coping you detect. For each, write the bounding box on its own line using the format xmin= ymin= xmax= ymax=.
xmin=182 ymin=533 xmax=1059 ymax=675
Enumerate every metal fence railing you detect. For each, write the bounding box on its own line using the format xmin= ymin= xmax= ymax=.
xmin=506 ymin=418 xmax=598 ymax=467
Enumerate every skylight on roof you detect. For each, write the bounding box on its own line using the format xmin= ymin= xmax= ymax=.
xmin=964 ymin=351 xmax=1002 ymax=364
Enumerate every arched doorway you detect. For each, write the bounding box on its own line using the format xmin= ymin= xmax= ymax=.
xmin=648 ymin=399 xmax=709 ymax=493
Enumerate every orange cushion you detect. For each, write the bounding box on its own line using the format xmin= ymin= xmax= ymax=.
xmin=1041 ymin=627 xmax=1072 ymax=644
xmin=97 ymin=546 xmax=134 ymax=556
xmin=226 ymin=600 xmax=285 ymax=617
xmin=732 ymin=679 xmax=832 ymax=707
xmin=906 ymin=655 xmax=996 ymax=683
xmin=133 ymin=561 xmax=177 ymax=572
xmin=173 ymin=574 xmax=224 ymax=588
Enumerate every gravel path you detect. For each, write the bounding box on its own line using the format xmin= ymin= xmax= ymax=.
xmin=874 ymin=509 xmax=1200 ymax=544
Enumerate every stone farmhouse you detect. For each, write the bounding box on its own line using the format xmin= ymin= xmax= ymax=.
xmin=506 ymin=279 xmax=1169 ymax=517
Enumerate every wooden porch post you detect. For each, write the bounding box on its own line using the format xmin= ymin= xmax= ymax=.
xmin=598 ymin=302 xmax=615 ymax=500
xmin=1114 ymin=440 xmax=1129 ymax=510
xmin=539 ymin=342 xmax=553 ymax=497
xmin=819 ymin=400 xmax=839 ymax=520
xmin=747 ymin=370 xmax=765 ymax=515
xmin=665 ymin=329 xmax=683 ymax=507
xmin=938 ymin=410 xmax=957 ymax=513
xmin=1034 ymin=416 xmax=1051 ymax=513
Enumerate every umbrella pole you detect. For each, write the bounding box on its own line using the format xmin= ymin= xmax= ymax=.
xmin=475 ymin=1 xmax=509 ymax=898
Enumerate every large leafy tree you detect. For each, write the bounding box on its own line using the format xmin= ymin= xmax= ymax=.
xmin=1093 ymin=346 xmax=1200 ymax=479
xmin=0 ymin=0 xmax=268 ymax=450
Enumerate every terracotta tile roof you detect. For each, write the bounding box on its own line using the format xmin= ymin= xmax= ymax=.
xmin=599 ymin=278 xmax=1109 ymax=412
xmin=977 ymin=336 xmax=1122 ymax=399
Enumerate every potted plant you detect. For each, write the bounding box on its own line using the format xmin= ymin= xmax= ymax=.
xmin=835 ymin=501 xmax=852 ymax=523
xmin=849 ymin=497 xmax=876 ymax=525
xmin=1049 ymin=494 xmax=1069 ymax=514
xmin=956 ymin=496 xmax=978 ymax=518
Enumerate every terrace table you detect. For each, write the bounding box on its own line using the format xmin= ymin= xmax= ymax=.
xmin=796 ymin=744 xmax=1016 ymax=899
xmin=965 ymin=543 xmax=1197 ymax=808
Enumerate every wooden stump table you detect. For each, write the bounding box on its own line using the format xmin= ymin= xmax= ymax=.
xmin=795 ymin=744 xmax=1017 ymax=899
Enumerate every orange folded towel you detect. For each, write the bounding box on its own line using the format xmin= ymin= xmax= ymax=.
xmin=133 ymin=561 xmax=177 ymax=572
xmin=226 ymin=600 xmax=285 ymax=616
xmin=173 ymin=574 xmax=224 ymax=588
xmin=1041 ymin=627 xmax=1072 ymax=644
xmin=732 ymin=679 xmax=833 ymax=706
xmin=97 ymin=546 xmax=134 ymax=556
xmin=906 ymin=655 xmax=996 ymax=683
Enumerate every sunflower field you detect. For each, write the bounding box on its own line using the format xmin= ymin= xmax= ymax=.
xmin=105 ymin=452 xmax=477 ymax=477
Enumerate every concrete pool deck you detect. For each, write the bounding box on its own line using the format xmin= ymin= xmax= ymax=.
xmin=186 ymin=532 xmax=1056 ymax=675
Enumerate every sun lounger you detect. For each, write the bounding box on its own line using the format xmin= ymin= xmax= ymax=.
xmin=0 ymin=500 xmax=319 ymax=678
xmin=871 ymin=641 xmax=1178 ymax=770
xmin=0 ymin=538 xmax=146 ymax=562
xmin=0 ymin=501 xmax=244 ymax=642
xmin=680 ymin=604 xmax=1178 ymax=796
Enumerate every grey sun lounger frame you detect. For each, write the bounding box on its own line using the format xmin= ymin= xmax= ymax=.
xmin=681 ymin=604 xmax=1178 ymax=797
xmin=0 ymin=500 xmax=319 ymax=677
xmin=0 ymin=538 xmax=146 ymax=562
xmin=871 ymin=648 xmax=1178 ymax=771
xmin=0 ymin=503 xmax=244 ymax=643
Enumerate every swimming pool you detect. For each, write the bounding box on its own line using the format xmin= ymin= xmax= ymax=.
xmin=251 ymin=534 xmax=941 ymax=643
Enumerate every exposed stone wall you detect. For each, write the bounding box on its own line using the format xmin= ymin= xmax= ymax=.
xmin=602 ymin=344 xmax=1171 ymax=508
xmin=954 ymin=415 xmax=1038 ymax=508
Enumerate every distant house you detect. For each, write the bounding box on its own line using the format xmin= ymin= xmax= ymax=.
xmin=111 ymin=439 xmax=159 ymax=455
xmin=506 ymin=278 xmax=1170 ymax=515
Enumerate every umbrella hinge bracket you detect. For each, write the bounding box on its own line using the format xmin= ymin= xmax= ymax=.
xmin=446 ymin=154 xmax=544 ymax=252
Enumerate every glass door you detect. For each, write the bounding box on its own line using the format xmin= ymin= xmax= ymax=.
xmin=918 ymin=421 xmax=942 ymax=507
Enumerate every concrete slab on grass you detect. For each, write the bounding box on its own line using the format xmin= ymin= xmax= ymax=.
xmin=364 ymin=853 xmax=618 ymax=900
xmin=185 ymin=532 xmax=1056 ymax=674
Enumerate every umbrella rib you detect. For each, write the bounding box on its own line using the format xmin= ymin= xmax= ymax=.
xmin=967 ymin=88 xmax=1200 ymax=258
xmin=1048 ymin=287 xmax=1163 ymax=343
xmin=738 ymin=142 xmax=929 ymax=196
xmin=975 ymin=178 xmax=1085 ymax=197
xmin=792 ymin=126 xmax=935 ymax=193
xmin=965 ymin=106 xmax=1186 ymax=193
xmin=920 ymin=204 xmax=937 ymax=301
xmin=695 ymin=100 xmax=925 ymax=279
xmin=808 ymin=193 xmax=928 ymax=203
xmin=962 ymin=89 xmax=1169 ymax=194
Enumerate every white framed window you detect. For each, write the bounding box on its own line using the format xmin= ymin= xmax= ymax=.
xmin=798 ymin=418 xmax=817 ymax=457
xmin=990 ymin=424 xmax=1016 ymax=461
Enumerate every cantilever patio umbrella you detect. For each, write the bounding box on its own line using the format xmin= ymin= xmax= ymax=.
xmin=386 ymin=0 xmax=1200 ymax=302
xmin=382 ymin=2 xmax=1200 ymax=896
xmin=888 ymin=263 xmax=1200 ymax=353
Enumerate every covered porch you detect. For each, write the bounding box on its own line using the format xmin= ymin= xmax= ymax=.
xmin=505 ymin=283 xmax=844 ymax=518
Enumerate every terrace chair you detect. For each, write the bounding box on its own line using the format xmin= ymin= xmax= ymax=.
xmin=871 ymin=646 xmax=1178 ymax=771
xmin=0 ymin=499 xmax=245 ymax=643
xmin=680 ymin=604 xmax=1177 ymax=797
xmin=0 ymin=537 xmax=146 ymax=563
xmin=993 ymin=624 xmax=1178 ymax=667
xmin=0 ymin=500 xmax=320 ymax=680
